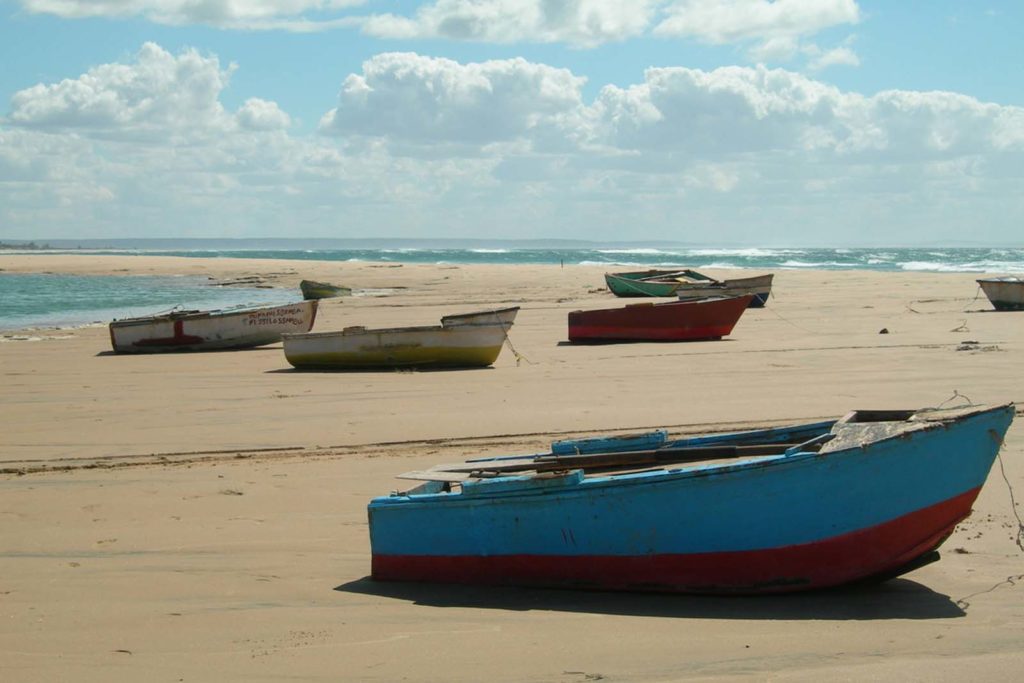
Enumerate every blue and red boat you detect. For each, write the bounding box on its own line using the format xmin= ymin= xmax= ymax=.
xmin=368 ymin=403 xmax=1014 ymax=594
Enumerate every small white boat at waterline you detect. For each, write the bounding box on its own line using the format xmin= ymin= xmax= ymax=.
xmin=109 ymin=300 xmax=318 ymax=353
xmin=283 ymin=306 xmax=519 ymax=370
xmin=977 ymin=277 xmax=1024 ymax=311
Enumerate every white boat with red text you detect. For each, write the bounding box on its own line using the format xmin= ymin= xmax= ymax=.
xmin=109 ymin=300 xmax=318 ymax=353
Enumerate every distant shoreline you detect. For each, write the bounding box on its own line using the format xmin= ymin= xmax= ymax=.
xmin=2 ymin=244 xmax=1022 ymax=274
xmin=2 ymin=237 xmax=1022 ymax=250
xmin=0 ymin=241 xmax=58 ymax=251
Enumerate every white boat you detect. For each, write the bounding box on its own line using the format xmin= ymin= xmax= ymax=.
xmin=109 ymin=300 xmax=318 ymax=353
xmin=438 ymin=307 xmax=519 ymax=327
xmin=676 ymin=274 xmax=774 ymax=308
xmin=977 ymin=277 xmax=1024 ymax=311
xmin=283 ymin=306 xmax=520 ymax=369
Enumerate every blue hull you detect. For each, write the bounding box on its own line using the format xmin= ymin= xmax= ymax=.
xmin=369 ymin=405 xmax=1014 ymax=593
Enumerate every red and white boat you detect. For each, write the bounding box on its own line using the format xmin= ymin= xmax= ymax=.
xmin=109 ymin=300 xmax=318 ymax=353
xmin=568 ymin=295 xmax=752 ymax=343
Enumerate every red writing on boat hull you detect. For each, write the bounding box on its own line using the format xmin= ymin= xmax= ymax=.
xmin=245 ymin=307 xmax=307 ymax=326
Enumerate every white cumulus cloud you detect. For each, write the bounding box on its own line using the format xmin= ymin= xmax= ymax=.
xmin=17 ymin=1 xmax=367 ymax=30
xmin=584 ymin=64 xmax=1024 ymax=166
xmin=319 ymin=52 xmax=586 ymax=147
xmin=806 ymin=45 xmax=860 ymax=72
xmin=361 ymin=0 xmax=658 ymax=48
xmin=655 ymin=0 xmax=860 ymax=43
xmin=236 ymin=98 xmax=292 ymax=131
xmin=656 ymin=0 xmax=861 ymax=69
xmin=6 ymin=43 xmax=296 ymax=141
xmin=8 ymin=43 xmax=235 ymax=136
xmin=15 ymin=0 xmax=861 ymax=52
xmin=589 ymin=65 xmax=847 ymax=156
xmin=3 ymin=44 xmax=1022 ymax=243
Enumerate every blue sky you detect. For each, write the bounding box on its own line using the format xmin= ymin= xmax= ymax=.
xmin=1 ymin=1 xmax=1022 ymax=245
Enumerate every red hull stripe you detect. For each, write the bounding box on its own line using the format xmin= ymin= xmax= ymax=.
xmin=372 ymin=487 xmax=980 ymax=594
xmin=134 ymin=319 xmax=204 ymax=347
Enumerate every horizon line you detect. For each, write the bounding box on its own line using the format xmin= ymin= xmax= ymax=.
xmin=3 ymin=238 xmax=1023 ymax=249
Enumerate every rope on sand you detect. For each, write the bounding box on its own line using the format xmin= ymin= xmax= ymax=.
xmin=483 ymin=309 xmax=533 ymax=366
xmin=997 ymin=448 xmax=1024 ymax=554
xmin=761 ymin=300 xmax=819 ymax=335
xmin=962 ymin=285 xmax=984 ymax=312
xmin=956 ymin=573 xmax=1024 ymax=611
xmin=955 ymin=425 xmax=1024 ymax=611
xmin=503 ymin=331 xmax=533 ymax=366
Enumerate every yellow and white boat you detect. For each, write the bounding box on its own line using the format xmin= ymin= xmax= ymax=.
xmin=282 ymin=307 xmax=519 ymax=369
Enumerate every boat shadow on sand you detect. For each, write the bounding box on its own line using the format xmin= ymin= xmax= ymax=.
xmin=556 ymin=339 xmax=736 ymax=347
xmin=335 ymin=575 xmax=964 ymax=621
xmin=264 ymin=365 xmax=497 ymax=374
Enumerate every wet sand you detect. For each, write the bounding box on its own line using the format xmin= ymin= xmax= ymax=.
xmin=1 ymin=253 xmax=1023 ymax=681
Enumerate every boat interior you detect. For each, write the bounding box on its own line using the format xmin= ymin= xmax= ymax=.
xmin=391 ymin=406 xmax=993 ymax=497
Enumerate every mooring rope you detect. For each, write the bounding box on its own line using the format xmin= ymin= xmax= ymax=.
xmin=923 ymin=396 xmax=1021 ymax=552
xmin=954 ymin=422 xmax=1023 ymax=611
xmin=956 ymin=573 xmax=1024 ymax=611
xmin=761 ymin=300 xmax=819 ymax=335
xmin=503 ymin=328 xmax=533 ymax=366
xmin=936 ymin=389 xmax=976 ymax=409
xmin=487 ymin=309 xmax=533 ymax=366
xmin=148 ymin=303 xmax=184 ymax=317
xmin=991 ymin=432 xmax=1024 ymax=557
xmin=962 ymin=285 xmax=984 ymax=312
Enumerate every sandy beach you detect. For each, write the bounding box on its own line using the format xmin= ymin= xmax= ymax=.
xmin=2 ymin=253 xmax=1023 ymax=682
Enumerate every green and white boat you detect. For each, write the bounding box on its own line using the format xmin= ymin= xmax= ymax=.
xmin=605 ymin=270 xmax=773 ymax=307
xmin=300 ymin=279 xmax=352 ymax=300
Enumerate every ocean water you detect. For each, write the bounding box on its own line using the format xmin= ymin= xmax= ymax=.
xmin=47 ymin=245 xmax=1024 ymax=272
xmin=2 ymin=245 xmax=1022 ymax=331
xmin=0 ymin=273 xmax=297 ymax=331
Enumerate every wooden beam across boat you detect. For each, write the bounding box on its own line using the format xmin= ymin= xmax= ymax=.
xmin=537 ymin=443 xmax=806 ymax=472
xmin=395 ymin=470 xmax=478 ymax=483
xmin=417 ymin=442 xmax=810 ymax=479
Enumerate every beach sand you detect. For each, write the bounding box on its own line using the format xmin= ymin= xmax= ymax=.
xmin=2 ymin=253 xmax=1023 ymax=681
